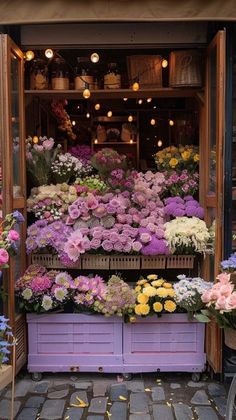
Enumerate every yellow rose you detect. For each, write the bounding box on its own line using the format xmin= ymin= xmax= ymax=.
xmin=135 ymin=304 xmax=142 ymax=315
xmin=163 ymin=282 xmax=173 ymax=289
xmin=164 ymin=300 xmax=176 ymax=312
xmin=147 ymin=274 xmax=158 ymax=280
xmin=137 ymin=293 xmax=149 ymax=304
xmin=135 ymin=286 xmax=142 ymax=292
xmin=153 ymin=302 xmax=163 ymax=313
xmin=143 ymin=286 xmax=157 ymax=297
xmin=156 ymin=287 xmax=168 ymax=298
xmin=169 ymin=158 xmax=178 ymax=168
xmin=167 ymin=289 xmax=176 ymax=297
xmin=181 ymin=151 xmax=191 ymax=161
xmin=194 ymin=153 xmax=199 ymax=162
xmin=137 ymin=279 xmax=147 ymax=286
xmin=139 ymin=304 xmax=150 ymax=315
xmin=151 ymin=280 xmax=164 ymax=287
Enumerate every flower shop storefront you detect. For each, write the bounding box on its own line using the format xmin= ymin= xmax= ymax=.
xmin=0 ymin=4 xmax=233 ymax=381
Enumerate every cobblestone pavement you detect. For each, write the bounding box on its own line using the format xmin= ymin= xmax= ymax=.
xmin=0 ymin=372 xmax=228 ymax=419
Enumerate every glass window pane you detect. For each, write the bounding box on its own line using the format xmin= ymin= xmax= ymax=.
xmin=11 ymin=53 xmax=21 ymax=197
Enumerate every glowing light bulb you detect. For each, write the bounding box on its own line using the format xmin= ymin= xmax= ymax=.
xmin=107 ymin=110 xmax=112 ymax=118
xmin=90 ymin=53 xmax=100 ymax=63
xmin=32 ymin=135 xmax=39 ymax=144
xmin=86 ymin=112 xmax=90 ymax=118
xmin=77 ymin=105 xmax=80 ymax=109
xmin=130 ymin=139 xmax=134 ymax=144
xmin=123 ymin=97 xmax=128 ymax=101
xmin=94 ymin=138 xmax=98 ymax=144
xmin=72 ymin=120 xmax=76 ymax=126
xmin=138 ymin=99 xmax=143 ymax=105
xmin=162 ymin=59 xmax=168 ymax=68
xmin=25 ymin=50 xmax=34 ymax=61
xmin=147 ymin=97 xmax=152 ymax=103
xmin=132 ymin=82 xmax=140 ymax=91
xmin=169 ymin=119 xmax=174 ymax=126
xmin=153 ymin=105 xmax=157 ymax=109
xmin=157 ymin=139 xmax=163 ymax=147
xmin=150 ymin=118 xmax=156 ymax=126
xmin=94 ymin=103 xmax=100 ymax=110
xmin=45 ymin=48 xmax=54 ymax=59
xmin=128 ymin=115 xmax=133 ymax=122
xmin=83 ymin=88 xmax=91 ymax=99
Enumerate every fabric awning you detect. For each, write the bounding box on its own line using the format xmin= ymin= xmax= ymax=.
xmin=1 ymin=0 xmax=236 ymax=25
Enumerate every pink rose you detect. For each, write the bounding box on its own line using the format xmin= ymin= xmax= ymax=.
xmin=219 ymin=284 xmax=234 ymax=297
xmin=225 ymin=292 xmax=236 ymax=310
xmin=43 ymin=138 xmax=54 ymax=150
xmin=140 ymin=232 xmax=151 ymax=244
xmin=132 ymin=241 xmax=142 ymax=252
xmin=217 ymin=272 xmax=231 ymax=284
xmin=8 ymin=230 xmax=19 ymax=241
xmin=215 ymin=296 xmax=227 ymax=310
xmin=0 ymin=249 xmax=9 ymax=265
xmin=201 ymin=289 xmax=213 ymax=303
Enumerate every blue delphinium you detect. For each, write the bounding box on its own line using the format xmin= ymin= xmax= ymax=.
xmin=0 ymin=315 xmax=13 ymax=365
xmin=221 ymin=253 xmax=236 ymax=272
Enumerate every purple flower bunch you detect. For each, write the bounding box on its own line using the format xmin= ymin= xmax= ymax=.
xmin=164 ymin=170 xmax=199 ymax=197
xmin=134 ymin=171 xmax=166 ymax=200
xmin=68 ymin=144 xmax=93 ymax=164
xmin=164 ymin=196 xmax=204 ymax=219
xmin=106 ymin=169 xmax=137 ymax=191
xmin=221 ymin=253 xmax=236 ymax=272
xmin=73 ymin=275 xmax=106 ymax=310
xmin=91 ymin=148 xmax=127 ymax=175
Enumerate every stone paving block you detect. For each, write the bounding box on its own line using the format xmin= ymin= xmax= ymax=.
xmin=87 ymin=417 xmax=104 ymax=420
xmin=130 ymin=392 xmax=149 ymax=414
xmin=5 ymin=380 xmax=31 ymax=398
xmin=187 ymin=381 xmax=206 ymax=388
xmin=195 ymin=406 xmax=219 ymax=420
xmin=173 ymin=403 xmax=193 ymax=420
xmin=93 ymin=380 xmax=109 ymax=396
xmin=88 ymin=397 xmax=108 ymax=414
xmin=170 ymin=383 xmax=181 ymax=389
xmin=152 ymin=386 xmax=165 ymax=401
xmin=208 ymin=383 xmax=226 ymax=397
xmin=153 ymin=404 xmax=174 ymax=420
xmin=126 ymin=380 xmax=145 ymax=392
xmin=32 ymin=381 xmax=50 ymax=393
xmin=213 ymin=396 xmax=227 ymax=417
xmin=73 ymin=381 xmax=92 ymax=390
xmin=40 ymin=399 xmax=65 ymax=419
xmin=48 ymin=389 xmax=69 ymax=399
xmin=25 ymin=396 xmax=45 ymax=408
xmin=0 ymin=400 xmax=21 ymax=419
xmin=70 ymin=390 xmax=88 ymax=405
xmin=129 ymin=415 xmax=151 ymax=420
xmin=16 ymin=408 xmax=38 ymax=420
xmin=191 ymin=390 xmax=211 ymax=405
xmin=110 ymin=402 xmax=127 ymax=420
xmin=110 ymin=383 xmax=128 ymax=401
xmin=63 ymin=407 xmax=84 ymax=420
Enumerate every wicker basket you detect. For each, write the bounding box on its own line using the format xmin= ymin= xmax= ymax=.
xmin=224 ymin=328 xmax=236 ymax=350
xmin=169 ymin=50 xmax=202 ymax=87
xmin=141 ymin=256 xmax=166 ymax=269
xmin=81 ymin=255 xmax=110 ymax=270
xmin=110 ymin=256 xmax=140 ymax=270
xmin=127 ymin=55 xmax=162 ymax=88
xmin=166 ymin=255 xmax=194 ymax=269
xmin=30 ymin=253 xmax=78 ymax=269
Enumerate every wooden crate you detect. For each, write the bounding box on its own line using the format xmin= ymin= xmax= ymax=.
xmin=166 ymin=255 xmax=194 ymax=269
xmin=169 ymin=50 xmax=202 ymax=87
xmin=30 ymin=253 xmax=81 ymax=269
xmin=81 ymin=255 xmax=109 ymax=270
xmin=141 ymin=256 xmax=166 ymax=269
xmin=110 ymin=255 xmax=140 ymax=270
xmin=127 ymin=55 xmax=162 ymax=87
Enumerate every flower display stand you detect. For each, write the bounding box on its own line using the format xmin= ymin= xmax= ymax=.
xmin=27 ymin=313 xmax=205 ymax=375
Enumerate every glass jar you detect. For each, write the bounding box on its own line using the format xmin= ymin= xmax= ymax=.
xmin=104 ymin=63 xmax=121 ymax=89
xmin=51 ymin=57 xmax=69 ymax=90
xmin=74 ymin=57 xmax=94 ymax=90
xmin=30 ymin=59 xmax=48 ymax=90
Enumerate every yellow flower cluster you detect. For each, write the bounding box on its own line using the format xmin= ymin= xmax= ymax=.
xmin=154 ymin=145 xmax=199 ymax=172
xmin=134 ymin=274 xmax=177 ymax=317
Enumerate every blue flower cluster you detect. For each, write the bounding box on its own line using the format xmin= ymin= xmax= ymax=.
xmin=221 ymin=253 xmax=236 ymax=272
xmin=0 ymin=315 xmax=13 ymax=365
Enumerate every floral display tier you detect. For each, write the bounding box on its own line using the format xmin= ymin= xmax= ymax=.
xmin=30 ymin=254 xmax=195 ymax=270
xmin=27 ymin=313 xmax=205 ymax=374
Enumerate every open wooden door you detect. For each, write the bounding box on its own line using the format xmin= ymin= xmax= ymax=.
xmin=0 ymin=34 xmax=27 ymax=372
xmin=201 ymin=30 xmax=226 ymax=372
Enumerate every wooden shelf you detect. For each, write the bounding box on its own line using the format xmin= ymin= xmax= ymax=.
xmin=93 ymin=142 xmax=136 ymax=145
xmin=25 ymin=87 xmax=202 ymax=100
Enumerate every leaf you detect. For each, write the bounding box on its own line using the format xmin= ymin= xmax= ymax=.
xmin=194 ymin=313 xmax=211 ymax=323
xmin=201 ymin=309 xmax=211 ymax=316
xmin=119 ymin=395 xmax=127 ymax=401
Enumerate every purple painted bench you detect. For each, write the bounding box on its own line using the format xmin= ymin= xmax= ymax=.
xmin=27 ymin=313 xmax=205 ymax=374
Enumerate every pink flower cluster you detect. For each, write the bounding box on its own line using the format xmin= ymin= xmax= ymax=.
xmin=202 ymin=273 xmax=236 ymax=312
xmin=74 ymin=275 xmax=106 ymax=307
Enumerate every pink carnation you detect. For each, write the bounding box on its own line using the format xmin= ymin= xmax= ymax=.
xmin=8 ymin=230 xmax=20 ymax=241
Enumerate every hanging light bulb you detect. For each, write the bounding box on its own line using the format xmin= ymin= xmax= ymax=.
xmin=94 ymin=138 xmax=98 ymax=144
xmin=72 ymin=120 xmax=76 ymax=126
xmin=107 ymin=110 xmax=112 ymax=118
xmin=157 ymin=139 xmax=163 ymax=147
xmin=94 ymin=103 xmax=100 ymax=111
xmin=132 ymin=82 xmax=140 ymax=91
xmin=83 ymin=88 xmax=91 ymax=99
xmin=45 ymin=48 xmax=54 ymax=59
xmin=77 ymin=105 xmax=80 ymax=110
xmin=25 ymin=50 xmax=35 ymax=61
xmin=147 ymin=97 xmax=152 ymax=103
xmin=138 ymin=99 xmax=143 ymax=105
xmin=153 ymin=105 xmax=157 ymax=109
xmin=128 ymin=115 xmax=133 ymax=122
xmin=129 ymin=139 xmax=134 ymax=144
xmin=32 ymin=135 xmax=39 ymax=144
xmin=150 ymin=118 xmax=156 ymax=126
xmin=123 ymin=97 xmax=128 ymax=101
xmin=162 ymin=59 xmax=168 ymax=68
xmin=90 ymin=52 xmax=100 ymax=63
xmin=86 ymin=112 xmax=90 ymax=118
xmin=169 ymin=119 xmax=174 ymax=126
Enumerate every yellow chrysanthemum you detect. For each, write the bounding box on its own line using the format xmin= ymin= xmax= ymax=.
xmin=147 ymin=274 xmax=158 ymax=280
xmin=169 ymin=158 xmax=178 ymax=168
xmin=135 ymin=304 xmax=143 ymax=315
xmin=137 ymin=293 xmax=149 ymax=304
xmin=135 ymin=286 xmax=142 ymax=292
xmin=181 ymin=151 xmax=191 ymax=161
xmin=137 ymin=279 xmax=147 ymax=286
xmin=155 ymin=287 xmax=168 ymax=298
xmin=164 ymin=300 xmax=177 ymax=312
xmin=163 ymin=282 xmax=173 ymax=289
xmin=194 ymin=153 xmax=199 ymax=162
xmin=153 ymin=302 xmax=163 ymax=313
xmin=143 ymin=286 xmax=157 ymax=297
xmin=139 ymin=304 xmax=150 ymax=315
xmin=151 ymin=280 xmax=164 ymax=287
xmin=167 ymin=289 xmax=176 ymax=297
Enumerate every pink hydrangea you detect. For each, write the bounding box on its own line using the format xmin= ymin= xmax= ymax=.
xmin=30 ymin=275 xmax=52 ymax=292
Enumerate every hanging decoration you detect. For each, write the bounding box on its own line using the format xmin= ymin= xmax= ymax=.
xmin=51 ymin=99 xmax=77 ymax=141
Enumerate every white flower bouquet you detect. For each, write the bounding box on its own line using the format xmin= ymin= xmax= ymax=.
xmin=51 ymin=152 xmax=92 ymax=183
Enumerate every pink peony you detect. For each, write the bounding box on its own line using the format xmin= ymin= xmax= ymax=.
xmin=8 ymin=230 xmax=19 ymax=241
xmin=0 ymin=248 xmax=9 ymax=265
